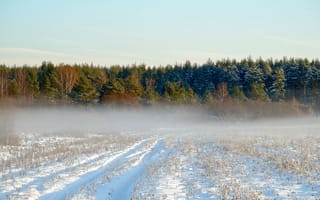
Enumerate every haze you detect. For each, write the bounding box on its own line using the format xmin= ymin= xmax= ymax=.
xmin=5 ymin=107 xmax=320 ymax=137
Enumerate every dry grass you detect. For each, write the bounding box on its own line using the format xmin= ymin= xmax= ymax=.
xmin=0 ymin=133 xmax=142 ymax=183
xmin=213 ymin=135 xmax=320 ymax=184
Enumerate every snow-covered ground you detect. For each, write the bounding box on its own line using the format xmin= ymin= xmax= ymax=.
xmin=1 ymin=132 xmax=319 ymax=199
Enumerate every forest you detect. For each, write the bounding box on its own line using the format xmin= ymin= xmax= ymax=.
xmin=1 ymin=57 xmax=320 ymax=113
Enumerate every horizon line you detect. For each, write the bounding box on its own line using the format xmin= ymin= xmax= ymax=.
xmin=1 ymin=56 xmax=320 ymax=68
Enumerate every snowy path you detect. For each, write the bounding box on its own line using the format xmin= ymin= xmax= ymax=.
xmin=155 ymin=156 xmax=188 ymax=200
xmin=37 ymin=138 xmax=158 ymax=200
xmin=2 ymin=134 xmax=319 ymax=199
xmin=1 ymin=152 xmax=114 ymax=198
xmin=95 ymin=139 xmax=164 ymax=200
xmin=1 ymin=138 xmax=163 ymax=200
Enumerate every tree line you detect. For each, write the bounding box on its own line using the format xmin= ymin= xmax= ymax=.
xmin=0 ymin=57 xmax=320 ymax=109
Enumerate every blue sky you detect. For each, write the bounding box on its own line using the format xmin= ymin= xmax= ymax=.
xmin=1 ymin=0 xmax=319 ymax=66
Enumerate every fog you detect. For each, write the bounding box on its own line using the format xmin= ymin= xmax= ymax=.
xmin=9 ymin=107 xmax=210 ymax=135
xmin=1 ymin=106 xmax=318 ymax=137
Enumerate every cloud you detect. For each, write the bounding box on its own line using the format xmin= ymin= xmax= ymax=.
xmin=264 ymin=35 xmax=320 ymax=48
xmin=0 ymin=47 xmax=76 ymax=58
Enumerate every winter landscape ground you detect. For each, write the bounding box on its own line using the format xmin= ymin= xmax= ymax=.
xmin=0 ymin=109 xmax=320 ymax=200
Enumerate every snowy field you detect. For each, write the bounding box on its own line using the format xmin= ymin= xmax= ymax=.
xmin=1 ymin=131 xmax=319 ymax=200
xmin=1 ymin=109 xmax=320 ymax=199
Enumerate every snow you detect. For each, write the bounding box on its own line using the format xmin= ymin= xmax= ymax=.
xmin=1 ymin=133 xmax=320 ymax=199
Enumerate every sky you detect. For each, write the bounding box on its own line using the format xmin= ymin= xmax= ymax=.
xmin=0 ymin=0 xmax=319 ymax=66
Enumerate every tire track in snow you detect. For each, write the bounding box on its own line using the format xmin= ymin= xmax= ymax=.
xmin=131 ymin=138 xmax=190 ymax=200
xmin=95 ymin=139 xmax=165 ymax=200
xmin=1 ymin=152 xmax=114 ymax=199
xmin=25 ymin=138 xmax=152 ymax=200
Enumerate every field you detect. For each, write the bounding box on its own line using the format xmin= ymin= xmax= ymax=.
xmin=0 ymin=115 xmax=320 ymax=199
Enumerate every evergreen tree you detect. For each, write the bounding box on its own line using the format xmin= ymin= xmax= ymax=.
xmin=141 ymin=88 xmax=160 ymax=105
xmin=249 ymin=83 xmax=270 ymax=102
xmin=70 ymin=76 xmax=99 ymax=104
xmin=101 ymin=78 xmax=125 ymax=95
xmin=37 ymin=62 xmax=62 ymax=101
xmin=27 ymin=67 xmax=40 ymax=99
xmin=231 ymin=87 xmax=247 ymax=101
xmin=270 ymin=68 xmax=286 ymax=101
xmin=9 ymin=80 xmax=20 ymax=96
xmin=126 ymin=74 xmax=143 ymax=97
xmin=202 ymin=89 xmax=215 ymax=104
xmin=1 ymin=58 xmax=320 ymax=107
xmin=42 ymin=76 xmax=56 ymax=100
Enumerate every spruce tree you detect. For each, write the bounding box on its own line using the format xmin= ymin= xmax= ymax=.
xmin=70 ymin=76 xmax=99 ymax=104
xmin=270 ymin=68 xmax=286 ymax=101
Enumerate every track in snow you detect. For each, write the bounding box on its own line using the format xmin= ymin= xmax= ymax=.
xmin=38 ymin=138 xmax=163 ymax=200
xmin=1 ymin=137 xmax=164 ymax=200
xmin=2 ymin=134 xmax=319 ymax=200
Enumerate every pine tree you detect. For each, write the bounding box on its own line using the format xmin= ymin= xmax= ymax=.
xmin=270 ymin=68 xmax=286 ymax=101
xmin=202 ymin=89 xmax=215 ymax=104
xmin=43 ymin=76 xmax=55 ymax=100
xmin=101 ymin=78 xmax=125 ymax=95
xmin=126 ymin=75 xmax=143 ymax=97
xmin=231 ymin=87 xmax=247 ymax=101
xmin=27 ymin=67 xmax=40 ymax=99
xmin=141 ymin=88 xmax=160 ymax=105
xmin=70 ymin=76 xmax=99 ymax=104
xmin=249 ymin=83 xmax=270 ymax=102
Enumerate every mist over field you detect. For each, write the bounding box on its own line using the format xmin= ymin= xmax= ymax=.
xmin=1 ymin=106 xmax=318 ymax=137
xmin=1 ymin=106 xmax=320 ymax=199
xmin=1 ymin=0 xmax=320 ymax=198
